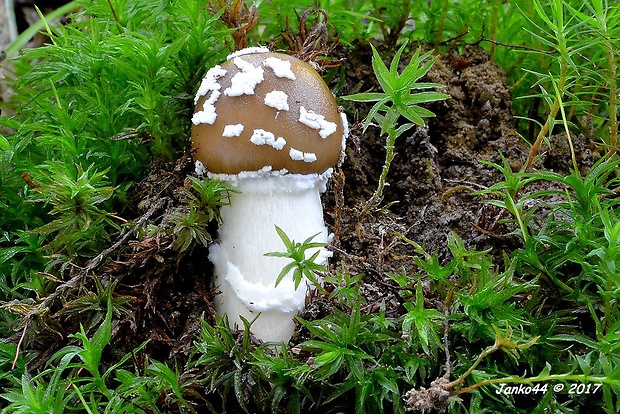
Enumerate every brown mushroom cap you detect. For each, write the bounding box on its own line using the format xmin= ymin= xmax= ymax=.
xmin=191 ymin=51 xmax=344 ymax=175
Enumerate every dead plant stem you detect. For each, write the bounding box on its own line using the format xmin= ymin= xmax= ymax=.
xmin=11 ymin=321 xmax=28 ymax=370
xmin=18 ymin=195 xmax=167 ymax=329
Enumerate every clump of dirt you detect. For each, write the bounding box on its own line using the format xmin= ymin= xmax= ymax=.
xmin=104 ymin=156 xmax=219 ymax=362
xmin=403 ymin=376 xmax=452 ymax=413
xmin=541 ymin=132 xmax=600 ymax=174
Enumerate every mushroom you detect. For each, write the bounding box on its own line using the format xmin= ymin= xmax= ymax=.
xmin=191 ymin=47 xmax=348 ymax=343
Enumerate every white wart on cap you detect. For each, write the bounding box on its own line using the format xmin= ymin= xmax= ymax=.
xmin=192 ymin=49 xmax=345 ymax=175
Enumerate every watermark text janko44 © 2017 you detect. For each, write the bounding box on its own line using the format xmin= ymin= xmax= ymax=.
xmin=496 ymin=382 xmax=602 ymax=396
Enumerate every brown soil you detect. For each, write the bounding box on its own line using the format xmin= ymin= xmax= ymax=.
xmin=324 ymin=44 xmax=524 ymax=283
xmin=327 ymin=43 xmax=601 ymax=272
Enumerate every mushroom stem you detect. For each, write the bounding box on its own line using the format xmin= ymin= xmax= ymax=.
xmin=208 ymin=169 xmax=333 ymax=343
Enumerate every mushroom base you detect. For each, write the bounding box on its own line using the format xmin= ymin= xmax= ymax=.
xmin=208 ymin=171 xmax=333 ymax=343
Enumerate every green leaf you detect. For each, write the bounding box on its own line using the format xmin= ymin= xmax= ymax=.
xmin=92 ymin=300 xmax=112 ymax=360
xmin=398 ymin=105 xmax=427 ymax=126
xmin=401 ymin=92 xmax=451 ymax=106
xmin=363 ymin=97 xmax=392 ymax=132
xmin=273 ymin=225 xmax=294 ymax=250
xmin=370 ymin=44 xmax=395 ymax=96
xmin=315 ymin=351 xmax=345 ymax=380
xmin=0 ymin=246 xmax=31 ymax=263
xmin=0 ymin=133 xmax=10 ymax=150
xmin=233 ymin=370 xmax=249 ymax=413
xmin=274 ymin=262 xmax=297 ymax=287
xmin=389 ymin=43 xmax=408 ymax=78
xmin=394 ymin=122 xmax=415 ymax=138
xmin=400 ymin=49 xmax=437 ymax=86
xmin=340 ymin=92 xmax=387 ymax=102
xmin=410 ymin=82 xmax=451 ymax=90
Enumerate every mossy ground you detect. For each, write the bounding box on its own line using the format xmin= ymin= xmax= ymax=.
xmin=1 ymin=2 xmax=617 ymax=411
xmin=70 ymin=42 xmax=600 ymax=369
